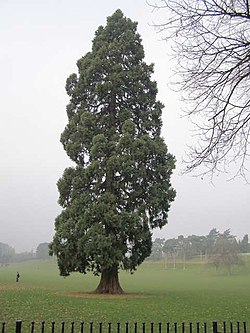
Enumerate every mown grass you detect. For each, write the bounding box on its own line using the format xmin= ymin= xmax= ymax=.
xmin=0 ymin=258 xmax=250 ymax=329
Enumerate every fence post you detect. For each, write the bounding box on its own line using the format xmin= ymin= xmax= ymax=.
xmin=181 ymin=322 xmax=185 ymax=333
xmin=15 ymin=321 xmax=22 ymax=333
xmin=190 ymin=322 xmax=193 ymax=333
xmin=41 ymin=321 xmax=45 ymax=333
xmin=150 ymin=322 xmax=154 ymax=333
xmin=80 ymin=321 xmax=84 ymax=333
xmin=212 ymin=322 xmax=219 ymax=333
xmin=134 ymin=322 xmax=137 ymax=333
xmin=243 ymin=322 xmax=247 ymax=333
xmin=61 ymin=321 xmax=65 ymax=333
xmin=159 ymin=322 xmax=162 ymax=333
xmin=125 ymin=322 xmax=129 ymax=333
xmin=166 ymin=322 xmax=170 ymax=333
xmin=30 ymin=321 xmax=35 ymax=333
xmin=52 ymin=321 xmax=55 ymax=333
xmin=204 ymin=322 xmax=207 ymax=333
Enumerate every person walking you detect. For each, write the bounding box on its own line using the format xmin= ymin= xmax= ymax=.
xmin=16 ymin=272 xmax=20 ymax=282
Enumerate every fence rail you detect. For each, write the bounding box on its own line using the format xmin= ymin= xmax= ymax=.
xmin=1 ymin=321 xmax=248 ymax=333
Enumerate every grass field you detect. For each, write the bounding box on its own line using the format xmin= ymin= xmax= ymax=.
xmin=0 ymin=258 xmax=250 ymax=330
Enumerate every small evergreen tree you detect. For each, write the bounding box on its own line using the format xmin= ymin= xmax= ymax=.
xmin=49 ymin=9 xmax=176 ymax=294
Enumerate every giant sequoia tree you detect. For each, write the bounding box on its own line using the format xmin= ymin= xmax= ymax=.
xmin=50 ymin=10 xmax=176 ymax=294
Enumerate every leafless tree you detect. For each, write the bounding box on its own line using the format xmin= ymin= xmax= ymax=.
xmin=150 ymin=0 xmax=250 ymax=180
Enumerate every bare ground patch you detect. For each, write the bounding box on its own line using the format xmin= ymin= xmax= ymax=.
xmin=0 ymin=284 xmax=27 ymax=291
xmin=62 ymin=291 xmax=147 ymax=299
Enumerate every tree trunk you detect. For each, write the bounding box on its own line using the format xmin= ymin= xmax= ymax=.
xmin=94 ymin=268 xmax=124 ymax=294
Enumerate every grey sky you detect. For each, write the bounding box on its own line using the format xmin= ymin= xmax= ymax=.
xmin=0 ymin=0 xmax=249 ymax=253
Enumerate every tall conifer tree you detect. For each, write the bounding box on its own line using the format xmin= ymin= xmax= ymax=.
xmin=50 ymin=9 xmax=176 ymax=294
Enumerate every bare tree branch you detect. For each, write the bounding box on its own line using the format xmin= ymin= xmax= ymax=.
xmin=150 ymin=0 xmax=250 ymax=180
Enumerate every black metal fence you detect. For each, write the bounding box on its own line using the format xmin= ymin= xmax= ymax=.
xmin=1 ymin=321 xmax=248 ymax=333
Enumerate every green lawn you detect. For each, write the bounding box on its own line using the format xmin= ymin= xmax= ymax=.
xmin=0 ymin=258 xmax=250 ymax=331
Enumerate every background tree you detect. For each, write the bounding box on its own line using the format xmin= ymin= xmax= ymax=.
xmin=0 ymin=243 xmax=15 ymax=264
xmin=205 ymin=228 xmax=220 ymax=258
xmin=36 ymin=243 xmax=50 ymax=260
xmin=49 ymin=10 xmax=176 ymax=294
xmin=238 ymin=234 xmax=249 ymax=253
xmin=176 ymin=235 xmax=190 ymax=269
xmin=149 ymin=231 xmax=248 ymax=272
xmin=187 ymin=235 xmax=207 ymax=260
xmin=148 ymin=238 xmax=165 ymax=261
xmin=151 ymin=0 xmax=250 ymax=179
xmin=211 ymin=229 xmax=243 ymax=274
xmin=163 ymin=237 xmax=179 ymax=269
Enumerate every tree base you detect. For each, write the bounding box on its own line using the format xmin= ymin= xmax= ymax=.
xmin=94 ymin=268 xmax=124 ymax=294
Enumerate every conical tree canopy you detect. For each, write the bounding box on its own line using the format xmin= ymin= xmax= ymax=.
xmin=50 ymin=9 xmax=176 ymax=293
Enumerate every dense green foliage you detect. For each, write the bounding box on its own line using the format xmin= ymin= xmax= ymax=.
xmin=49 ymin=9 xmax=175 ymax=290
xmin=1 ymin=259 xmax=250 ymax=328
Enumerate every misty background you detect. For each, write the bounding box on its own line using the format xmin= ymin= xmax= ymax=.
xmin=0 ymin=0 xmax=249 ymax=253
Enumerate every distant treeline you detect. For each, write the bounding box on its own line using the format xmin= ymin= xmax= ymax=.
xmin=1 ymin=229 xmax=249 ymax=271
xmin=148 ymin=228 xmax=249 ymax=261
xmin=0 ymin=242 xmax=50 ymax=264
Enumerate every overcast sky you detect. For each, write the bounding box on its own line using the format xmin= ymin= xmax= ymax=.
xmin=1 ymin=0 xmax=249 ymax=253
